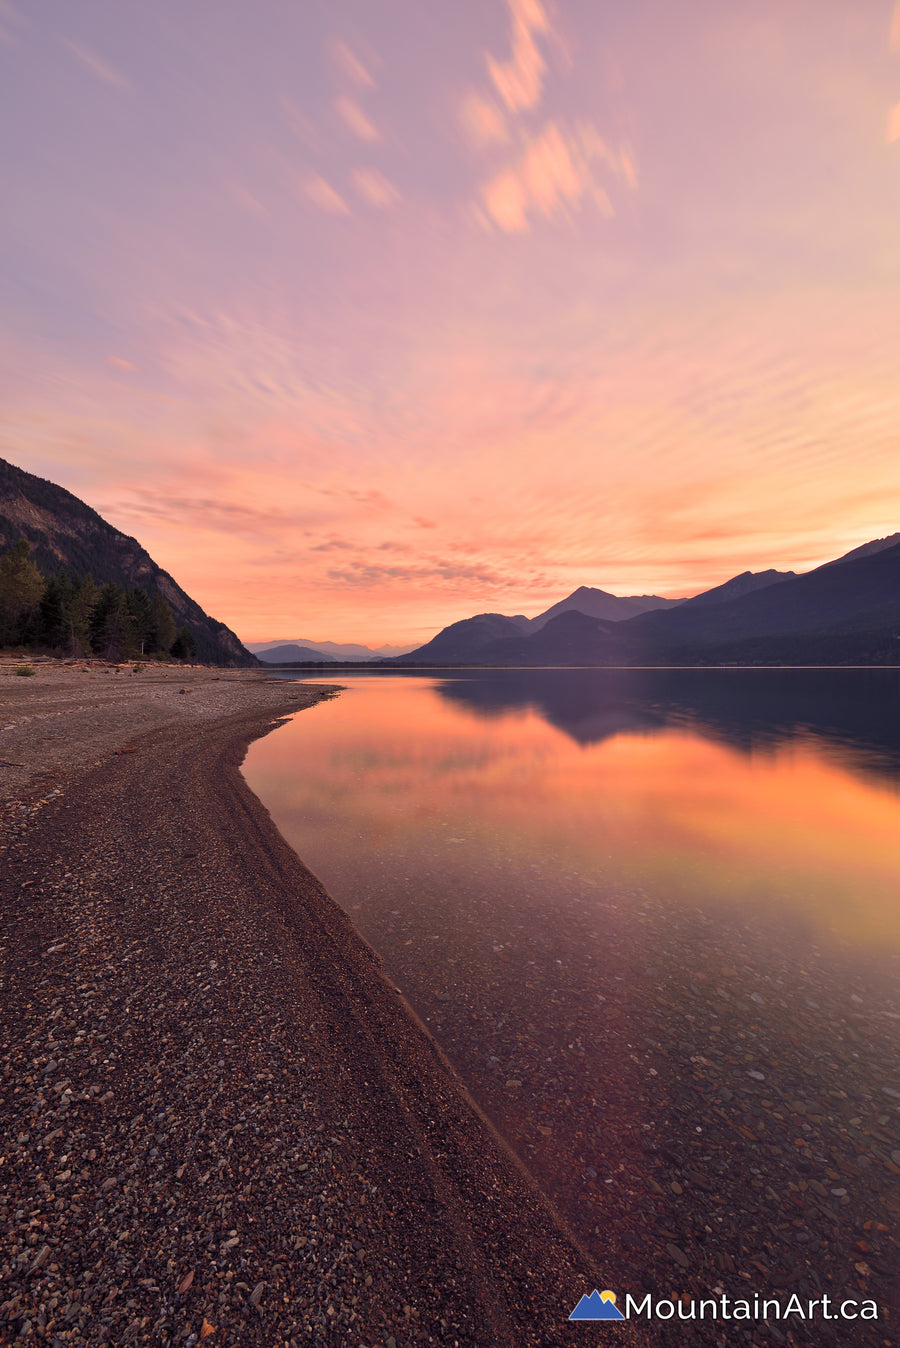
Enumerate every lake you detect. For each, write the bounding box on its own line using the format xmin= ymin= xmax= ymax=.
xmin=244 ymin=668 xmax=900 ymax=1323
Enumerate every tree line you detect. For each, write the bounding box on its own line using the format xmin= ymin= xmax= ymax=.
xmin=0 ymin=538 xmax=196 ymax=660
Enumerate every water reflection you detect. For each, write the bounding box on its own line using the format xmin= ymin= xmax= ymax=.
xmin=434 ymin=667 xmax=900 ymax=775
xmin=247 ymin=670 xmax=900 ymax=1312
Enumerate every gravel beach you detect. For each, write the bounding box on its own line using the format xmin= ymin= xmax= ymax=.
xmin=0 ymin=661 xmax=630 ymax=1347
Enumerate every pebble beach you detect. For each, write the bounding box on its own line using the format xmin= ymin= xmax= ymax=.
xmin=0 ymin=662 xmax=622 ymax=1347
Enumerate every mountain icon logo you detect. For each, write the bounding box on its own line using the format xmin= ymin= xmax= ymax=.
xmin=569 ymin=1289 xmax=626 ymax=1321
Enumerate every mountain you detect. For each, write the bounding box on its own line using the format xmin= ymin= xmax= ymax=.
xmin=820 ymin=533 xmax=900 ymax=567
xmin=677 ymin=569 xmax=794 ymax=608
xmin=531 ymin=586 xmax=681 ymax=628
xmin=398 ymin=613 xmax=530 ymax=664
xmin=397 ymin=587 xmax=680 ymax=664
xmin=399 ymin=538 xmax=900 ymax=666
xmin=627 ymin=541 xmax=900 ymax=647
xmin=246 ymin=638 xmax=417 ymax=660
xmin=0 ymin=456 xmax=255 ymax=666
xmin=476 ymin=610 xmax=623 ymax=665
xmin=256 ymin=643 xmax=336 ymax=663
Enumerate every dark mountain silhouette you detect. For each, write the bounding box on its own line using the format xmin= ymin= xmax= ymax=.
xmin=677 ymin=568 xmax=794 ymax=608
xmin=0 ymin=456 xmax=255 ymax=666
xmin=530 ymin=585 xmax=681 ymax=628
xmin=248 ymin=637 xmax=416 ymax=659
xmin=396 ymin=589 xmax=678 ymax=664
xmin=475 ymin=610 xmax=624 ymax=665
xmin=820 ymin=532 xmax=900 ymax=567
xmin=256 ymin=643 xmax=335 ymax=663
xmin=400 ymin=613 xmax=530 ymax=664
xmin=399 ymin=538 xmax=900 ymax=666
xmin=628 ymin=541 xmax=900 ymax=646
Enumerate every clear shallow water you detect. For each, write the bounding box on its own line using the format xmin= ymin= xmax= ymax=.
xmin=244 ymin=669 xmax=900 ymax=1294
xmin=248 ymin=669 xmax=900 ymax=953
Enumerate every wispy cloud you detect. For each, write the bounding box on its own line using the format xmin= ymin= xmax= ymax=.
xmin=107 ymin=491 xmax=322 ymax=541
xmin=481 ymin=120 xmax=631 ymax=231
xmin=461 ymin=3 xmax=635 ymax=233
xmin=60 ymin=37 xmax=130 ymax=91
xmin=301 ymin=173 xmax=351 ymax=214
xmin=888 ymin=102 xmax=900 ymax=144
xmin=335 ymin=96 xmax=380 ymax=142
xmin=487 ymin=0 xmax=550 ymax=113
xmin=459 ymin=92 xmax=510 ymax=148
xmin=352 ymin=167 xmax=400 ymax=208
xmin=325 ymin=557 xmax=508 ymax=589
xmin=331 ymin=39 xmax=376 ymax=90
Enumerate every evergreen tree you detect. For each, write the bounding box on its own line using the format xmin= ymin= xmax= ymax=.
xmin=149 ymin=593 xmax=177 ymax=654
xmin=170 ymin=626 xmax=196 ymax=660
xmin=90 ymin=582 xmax=137 ymax=660
xmin=68 ymin=575 xmax=97 ymax=656
xmin=37 ymin=574 xmax=75 ymax=649
xmin=126 ymin=587 xmax=154 ymax=655
xmin=0 ymin=538 xmax=46 ymax=647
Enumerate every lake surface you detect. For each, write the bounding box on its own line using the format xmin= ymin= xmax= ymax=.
xmin=244 ymin=669 xmax=900 ymax=1321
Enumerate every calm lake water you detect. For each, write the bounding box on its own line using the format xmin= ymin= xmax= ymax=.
xmin=244 ymin=669 xmax=900 ymax=1315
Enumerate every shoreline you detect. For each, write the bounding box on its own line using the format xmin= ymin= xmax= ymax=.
xmin=0 ymin=666 xmax=626 ymax=1346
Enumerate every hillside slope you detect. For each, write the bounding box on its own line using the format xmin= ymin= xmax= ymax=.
xmin=0 ymin=457 xmax=255 ymax=666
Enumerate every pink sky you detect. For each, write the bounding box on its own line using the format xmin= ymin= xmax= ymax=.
xmin=3 ymin=1 xmax=900 ymax=644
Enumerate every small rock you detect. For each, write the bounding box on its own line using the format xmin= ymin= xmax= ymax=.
xmin=28 ymin=1245 xmax=51 ymax=1275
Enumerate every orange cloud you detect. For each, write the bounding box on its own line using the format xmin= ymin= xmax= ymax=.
xmin=352 ymin=168 xmax=400 ymax=209
xmin=891 ymin=2 xmax=900 ymax=52
xmin=459 ymin=92 xmax=509 ymax=147
xmin=888 ymin=101 xmax=900 ymax=144
xmin=483 ymin=169 xmax=529 ymax=232
xmin=301 ymin=174 xmax=351 ymax=214
xmin=335 ymin=96 xmax=380 ymax=142
xmin=482 ymin=121 xmax=626 ymax=231
xmin=487 ymin=0 xmax=550 ymax=113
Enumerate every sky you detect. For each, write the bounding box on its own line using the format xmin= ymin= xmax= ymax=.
xmin=2 ymin=0 xmax=900 ymax=645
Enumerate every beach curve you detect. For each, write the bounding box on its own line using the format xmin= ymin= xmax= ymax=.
xmin=0 ymin=663 xmax=631 ymax=1347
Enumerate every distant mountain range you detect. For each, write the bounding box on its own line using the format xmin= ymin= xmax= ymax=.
xmin=252 ymin=643 xmax=339 ymax=664
xmin=0 ymin=457 xmax=255 ymax=666
xmin=247 ymin=638 xmax=417 ymax=663
xmin=396 ymin=537 xmax=900 ymax=666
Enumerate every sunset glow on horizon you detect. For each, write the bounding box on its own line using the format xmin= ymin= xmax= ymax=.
xmin=3 ymin=1 xmax=900 ymax=645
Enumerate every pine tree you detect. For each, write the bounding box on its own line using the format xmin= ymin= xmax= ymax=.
xmin=170 ymin=626 xmax=196 ymax=661
xmin=0 ymin=539 xmax=46 ymax=647
xmin=149 ymin=594 xmax=177 ymax=654
xmin=90 ymin=582 xmax=137 ymax=660
xmin=37 ymin=574 xmax=75 ymax=649
xmin=68 ymin=576 xmax=97 ymax=656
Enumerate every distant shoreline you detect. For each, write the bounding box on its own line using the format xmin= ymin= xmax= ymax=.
xmin=258 ymin=660 xmax=900 ymax=670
